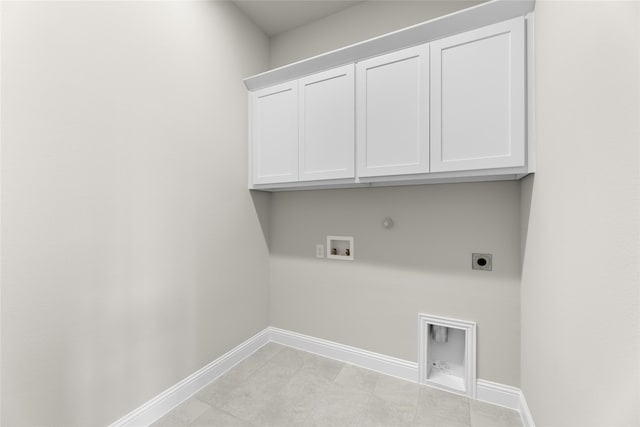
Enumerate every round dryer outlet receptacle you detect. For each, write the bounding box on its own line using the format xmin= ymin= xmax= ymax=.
xmin=472 ymin=253 xmax=492 ymax=271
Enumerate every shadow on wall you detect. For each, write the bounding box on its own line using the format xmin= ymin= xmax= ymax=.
xmin=267 ymin=181 xmax=523 ymax=279
xmin=519 ymin=174 xmax=534 ymax=271
xmin=250 ymin=190 xmax=271 ymax=249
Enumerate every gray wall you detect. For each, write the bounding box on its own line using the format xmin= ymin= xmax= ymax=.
xmin=520 ymin=1 xmax=640 ymax=425
xmin=4 ymin=1 xmax=638 ymax=426
xmin=268 ymin=0 xmax=521 ymax=388
xmin=270 ymin=183 xmax=522 ymax=386
xmin=270 ymin=0 xmax=483 ymax=68
xmin=0 ymin=2 xmax=270 ymax=425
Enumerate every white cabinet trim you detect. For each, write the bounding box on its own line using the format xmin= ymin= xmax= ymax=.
xmin=244 ymin=0 xmax=535 ymax=91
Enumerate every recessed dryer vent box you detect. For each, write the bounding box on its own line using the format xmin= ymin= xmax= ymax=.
xmin=326 ymin=236 xmax=354 ymax=261
xmin=419 ymin=313 xmax=476 ymax=398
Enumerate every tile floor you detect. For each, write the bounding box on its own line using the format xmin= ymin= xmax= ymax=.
xmin=152 ymin=343 xmax=522 ymax=427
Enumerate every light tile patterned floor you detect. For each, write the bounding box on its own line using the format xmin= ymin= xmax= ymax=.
xmin=152 ymin=343 xmax=522 ymax=427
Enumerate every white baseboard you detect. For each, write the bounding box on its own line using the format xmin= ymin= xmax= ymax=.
xmin=270 ymin=327 xmax=533 ymax=424
xmin=519 ymin=390 xmax=536 ymax=427
xmin=110 ymin=326 xmax=534 ymax=427
xmin=476 ymin=379 xmax=521 ymax=410
xmin=268 ymin=327 xmax=419 ymax=383
xmin=109 ymin=328 xmax=270 ymax=427
xmin=475 ymin=380 xmax=535 ymax=427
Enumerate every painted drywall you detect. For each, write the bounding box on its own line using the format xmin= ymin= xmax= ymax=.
xmin=0 ymin=2 xmax=270 ymax=425
xmin=521 ymin=1 xmax=640 ymax=425
xmin=269 ymin=0 xmax=484 ymax=68
xmin=270 ymin=183 xmax=521 ymax=386
xmin=267 ymin=1 xmax=521 ymax=387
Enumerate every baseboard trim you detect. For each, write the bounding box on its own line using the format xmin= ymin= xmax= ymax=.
xmin=475 ymin=379 xmax=535 ymax=426
xmin=109 ymin=328 xmax=271 ymax=427
xmin=110 ymin=327 xmax=534 ymax=426
xmin=268 ymin=327 xmax=419 ymax=383
xmin=269 ymin=327 xmax=533 ymax=424
xmin=476 ymin=379 xmax=521 ymax=410
xmin=519 ymin=390 xmax=536 ymax=427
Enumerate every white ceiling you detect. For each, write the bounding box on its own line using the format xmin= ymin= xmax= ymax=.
xmin=233 ymin=0 xmax=364 ymax=36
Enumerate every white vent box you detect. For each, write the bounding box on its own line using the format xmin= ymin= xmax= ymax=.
xmin=418 ymin=313 xmax=476 ymax=397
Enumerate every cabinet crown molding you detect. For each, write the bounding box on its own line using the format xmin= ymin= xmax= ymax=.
xmin=243 ymin=0 xmax=535 ymax=91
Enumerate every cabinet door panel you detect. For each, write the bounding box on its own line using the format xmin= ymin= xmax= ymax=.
xmin=299 ymin=64 xmax=355 ymax=181
xmin=431 ymin=17 xmax=525 ymax=172
xmin=250 ymin=81 xmax=298 ymax=185
xmin=356 ymin=44 xmax=430 ymax=178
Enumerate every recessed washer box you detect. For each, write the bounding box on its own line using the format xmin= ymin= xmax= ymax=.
xmin=326 ymin=236 xmax=354 ymax=261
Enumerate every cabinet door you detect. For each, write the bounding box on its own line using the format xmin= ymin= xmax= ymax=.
xmin=250 ymin=81 xmax=298 ymax=185
xmin=299 ymin=64 xmax=355 ymax=181
xmin=430 ymin=17 xmax=525 ymax=173
xmin=356 ymin=44 xmax=430 ymax=178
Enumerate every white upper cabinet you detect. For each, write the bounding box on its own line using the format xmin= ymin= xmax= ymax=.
xmin=299 ymin=64 xmax=355 ymax=181
xmin=356 ymin=44 xmax=430 ymax=178
xmin=250 ymin=81 xmax=298 ymax=185
xmin=245 ymin=1 xmax=535 ymax=191
xmin=430 ymin=17 xmax=526 ymax=173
